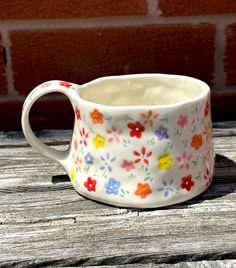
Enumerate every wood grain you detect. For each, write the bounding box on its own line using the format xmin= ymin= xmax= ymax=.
xmin=0 ymin=124 xmax=235 ymax=267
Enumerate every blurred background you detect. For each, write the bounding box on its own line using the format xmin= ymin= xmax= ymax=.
xmin=0 ymin=0 xmax=235 ymax=130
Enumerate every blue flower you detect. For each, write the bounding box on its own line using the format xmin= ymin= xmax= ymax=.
xmin=105 ymin=178 xmax=120 ymax=195
xmin=157 ymin=179 xmax=174 ymax=197
xmin=100 ymin=152 xmax=116 ymax=172
xmin=84 ymin=152 xmax=93 ymax=165
xmin=155 ymin=126 xmax=169 ymax=140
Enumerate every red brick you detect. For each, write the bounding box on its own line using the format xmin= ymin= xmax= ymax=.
xmin=0 ymin=36 xmax=7 ymax=94
xmin=225 ymin=23 xmax=236 ymax=85
xmin=1 ymin=92 xmax=235 ymax=131
xmin=11 ymin=24 xmax=215 ymax=94
xmin=159 ymin=0 xmax=236 ymax=16
xmin=0 ymin=95 xmax=74 ymax=131
xmin=0 ymin=0 xmax=147 ymax=20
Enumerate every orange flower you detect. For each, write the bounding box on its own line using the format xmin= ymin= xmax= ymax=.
xmin=191 ymin=134 xmax=203 ymax=150
xmin=90 ymin=109 xmax=104 ymax=124
xmin=135 ymin=183 xmax=152 ymax=199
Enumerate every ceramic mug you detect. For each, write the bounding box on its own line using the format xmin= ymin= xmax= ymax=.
xmin=22 ymin=74 xmax=214 ymax=208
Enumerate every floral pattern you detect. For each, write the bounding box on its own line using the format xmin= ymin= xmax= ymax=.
xmin=133 ymin=147 xmax=152 ymax=165
xmin=84 ymin=152 xmax=93 ymax=165
xmin=93 ymin=134 xmax=106 ymax=149
xmin=135 ymin=183 xmax=152 ymax=199
xmin=90 ymin=109 xmax=104 ymax=124
xmin=106 ymin=127 xmax=122 ymax=143
xmin=140 ymin=110 xmax=159 ymax=126
xmin=59 ymin=81 xmax=72 ymax=88
xmin=75 ymin=107 xmax=81 ymax=120
xmin=128 ymin=122 xmax=145 ymax=138
xmin=79 ymin=128 xmax=89 ymax=146
xmin=191 ymin=134 xmax=203 ymax=150
xmin=121 ymin=160 xmax=135 ymax=172
xmin=68 ymin=95 xmax=213 ymax=205
xmin=158 ymin=154 xmax=173 ymax=171
xmin=23 ymin=80 xmax=214 ymax=207
xmin=84 ymin=177 xmax=97 ymax=192
xmin=157 ymin=179 xmax=174 ymax=197
xmin=177 ymin=115 xmax=188 ymax=128
xmin=176 ymin=152 xmax=192 ymax=170
xmin=181 ymin=175 xmax=194 ymax=191
xmin=105 ymin=178 xmax=120 ymax=194
xmin=100 ymin=153 xmax=116 ymax=172
xmin=155 ymin=126 xmax=169 ymax=140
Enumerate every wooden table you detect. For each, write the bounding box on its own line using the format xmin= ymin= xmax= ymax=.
xmin=0 ymin=122 xmax=235 ymax=267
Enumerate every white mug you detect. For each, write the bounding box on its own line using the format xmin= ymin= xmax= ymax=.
xmin=22 ymin=74 xmax=214 ymax=208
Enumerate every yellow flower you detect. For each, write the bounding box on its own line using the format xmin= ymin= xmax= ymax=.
xmin=158 ymin=153 xmax=173 ymax=170
xmin=93 ymin=134 xmax=106 ymax=149
xmin=70 ymin=168 xmax=76 ymax=183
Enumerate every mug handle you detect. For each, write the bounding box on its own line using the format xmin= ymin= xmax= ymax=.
xmin=21 ymin=80 xmax=78 ymax=166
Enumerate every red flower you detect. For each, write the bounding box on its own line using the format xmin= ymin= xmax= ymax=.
xmin=75 ymin=106 xmax=81 ymax=120
xmin=59 ymin=81 xmax=72 ymax=88
xmin=79 ymin=128 xmax=89 ymax=146
xmin=84 ymin=177 xmax=97 ymax=192
xmin=133 ymin=146 xmax=152 ymax=165
xmin=181 ymin=175 xmax=194 ymax=191
xmin=204 ymin=101 xmax=209 ymax=117
xmin=128 ymin=121 xmax=145 ymax=138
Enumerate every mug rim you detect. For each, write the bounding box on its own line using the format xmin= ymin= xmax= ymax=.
xmin=78 ymin=73 xmax=210 ymax=110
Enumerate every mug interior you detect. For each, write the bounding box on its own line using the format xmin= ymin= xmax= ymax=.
xmin=79 ymin=74 xmax=209 ymax=106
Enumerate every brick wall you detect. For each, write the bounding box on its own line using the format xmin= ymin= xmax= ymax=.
xmin=0 ymin=0 xmax=235 ymax=130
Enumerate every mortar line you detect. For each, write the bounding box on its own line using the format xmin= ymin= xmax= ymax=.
xmin=0 ymin=28 xmax=17 ymax=95
xmin=0 ymin=14 xmax=236 ymax=30
xmin=213 ymin=23 xmax=227 ymax=91
xmin=147 ymin=0 xmax=159 ymax=17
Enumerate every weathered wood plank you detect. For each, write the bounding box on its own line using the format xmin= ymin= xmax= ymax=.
xmin=86 ymin=260 xmax=236 ymax=268
xmin=0 ymin=127 xmax=235 ymax=267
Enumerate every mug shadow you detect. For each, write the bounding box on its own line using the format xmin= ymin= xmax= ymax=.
xmin=51 ymin=153 xmax=236 ymax=211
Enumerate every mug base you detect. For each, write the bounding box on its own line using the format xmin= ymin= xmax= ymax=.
xmin=73 ymin=179 xmax=213 ymax=209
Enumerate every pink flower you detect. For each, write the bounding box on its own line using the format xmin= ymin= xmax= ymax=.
xmin=41 ymin=82 xmax=52 ymax=88
xmin=140 ymin=110 xmax=159 ymax=126
xmin=74 ymin=139 xmax=78 ymax=151
xmin=177 ymin=115 xmax=188 ymax=128
xmin=106 ymin=127 xmax=122 ymax=143
xmin=121 ymin=160 xmax=135 ymax=172
xmin=133 ymin=147 xmax=152 ymax=165
xmin=59 ymin=81 xmax=72 ymax=88
xmin=176 ymin=152 xmax=192 ymax=170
